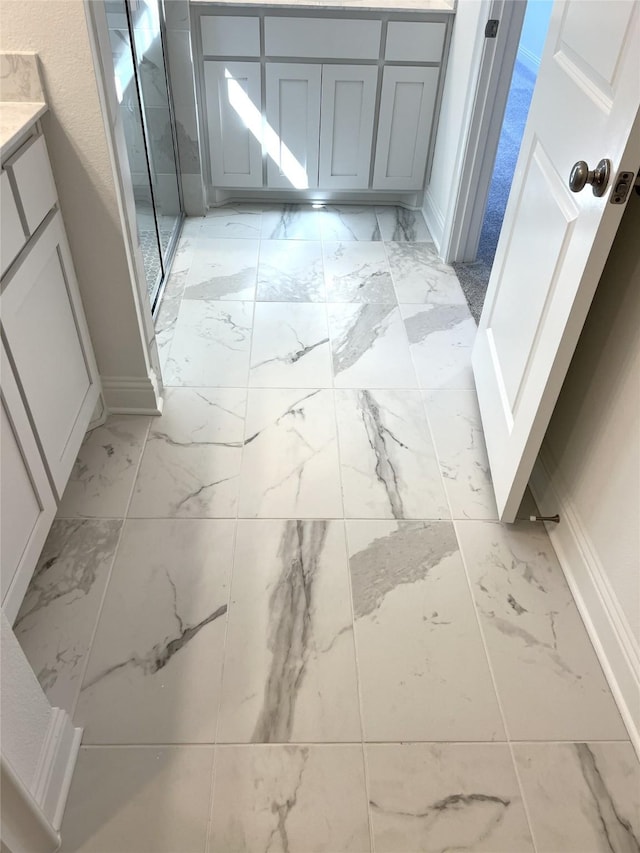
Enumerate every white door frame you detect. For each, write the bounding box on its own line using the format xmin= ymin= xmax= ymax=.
xmin=443 ymin=0 xmax=528 ymax=264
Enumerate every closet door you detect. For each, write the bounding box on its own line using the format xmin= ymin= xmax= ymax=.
xmin=373 ymin=66 xmax=439 ymax=190
xmin=204 ymin=60 xmax=263 ymax=187
xmin=319 ymin=65 xmax=377 ymax=189
xmin=265 ymin=64 xmax=321 ymax=189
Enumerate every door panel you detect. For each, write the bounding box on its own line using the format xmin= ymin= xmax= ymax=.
xmin=204 ymin=60 xmax=263 ymax=187
xmin=473 ymin=0 xmax=640 ymax=521
xmin=266 ymin=64 xmax=321 ymax=189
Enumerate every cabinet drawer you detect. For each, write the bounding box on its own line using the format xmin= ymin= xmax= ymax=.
xmin=385 ymin=21 xmax=446 ymax=63
xmin=201 ymin=16 xmax=260 ymax=57
xmin=265 ymin=18 xmax=381 ymax=60
xmin=7 ymin=136 xmax=57 ymax=235
xmin=1 ymin=170 xmax=26 ymax=276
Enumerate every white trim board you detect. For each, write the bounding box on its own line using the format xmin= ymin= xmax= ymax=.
xmin=531 ymin=442 xmax=640 ymax=760
xmin=101 ymin=373 xmax=163 ymax=415
xmin=32 ymin=709 xmax=82 ymax=830
xmin=517 ymin=44 xmax=541 ymax=77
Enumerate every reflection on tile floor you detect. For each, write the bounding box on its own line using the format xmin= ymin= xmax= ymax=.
xmin=16 ymin=205 xmax=636 ymax=852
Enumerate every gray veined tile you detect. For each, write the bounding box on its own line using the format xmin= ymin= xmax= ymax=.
xmin=456 ymin=520 xmax=629 ymax=741
xmin=366 ymin=743 xmax=534 ymax=853
xmin=183 ymin=238 xmax=259 ymax=300
xmin=376 ymin=206 xmax=432 ymax=242
xmin=60 ymin=746 xmax=214 ymax=853
xmin=208 ymin=745 xmax=371 ymax=852
xmin=323 ymin=241 xmax=396 ymax=303
xmin=401 ymin=302 xmax=477 ymax=389
xmin=513 ymin=742 xmax=640 ymax=853
xmin=249 ymin=302 xmax=332 ymax=388
xmin=75 ymin=518 xmax=234 ymax=744
xmin=57 ymin=416 xmax=151 ymax=519
xmin=319 ymin=205 xmax=382 ymax=241
xmin=387 ymin=242 xmax=467 ymax=304
xmin=329 ymin=303 xmax=417 ymax=388
xmin=200 ymin=204 xmax=262 ymax=238
xmin=168 ymin=233 xmax=195 ymax=275
xmin=155 ymin=270 xmax=186 ymax=373
xmin=261 ymin=204 xmax=322 ymax=240
xmin=217 ymin=520 xmax=360 ymax=743
xmin=129 ymin=387 xmax=245 ymax=518
xmin=238 ymin=388 xmax=343 ymax=519
xmin=347 ymin=520 xmax=505 ymax=741
xmin=256 ymin=240 xmax=325 ymax=302
xmin=164 ymin=299 xmax=252 ymax=386
xmin=14 ymin=520 xmax=122 ymax=715
xmin=424 ymin=389 xmax=498 ymax=520
xmin=335 ymin=389 xmax=449 ymax=519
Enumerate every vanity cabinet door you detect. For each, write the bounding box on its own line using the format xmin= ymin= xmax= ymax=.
xmin=373 ymin=66 xmax=439 ymax=190
xmin=204 ymin=60 xmax=263 ymax=188
xmin=0 ymin=212 xmax=101 ymax=498
xmin=265 ymin=63 xmax=321 ymax=190
xmin=319 ymin=65 xmax=378 ymax=190
xmin=1 ymin=339 xmax=57 ymax=623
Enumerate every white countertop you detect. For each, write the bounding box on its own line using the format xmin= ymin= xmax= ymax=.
xmin=0 ymin=101 xmax=47 ymax=159
xmin=191 ymin=0 xmax=454 ymax=13
xmin=1 ymin=53 xmax=47 ymax=159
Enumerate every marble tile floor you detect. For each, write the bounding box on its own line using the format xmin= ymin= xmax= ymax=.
xmin=15 ymin=204 xmax=638 ymax=852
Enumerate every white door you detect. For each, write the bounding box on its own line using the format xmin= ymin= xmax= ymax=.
xmin=265 ymin=63 xmax=321 ymax=190
xmin=372 ymin=66 xmax=439 ymax=190
xmin=319 ymin=65 xmax=378 ymax=189
xmin=204 ymin=60 xmax=263 ymax=188
xmin=473 ymin=0 xmax=640 ymax=522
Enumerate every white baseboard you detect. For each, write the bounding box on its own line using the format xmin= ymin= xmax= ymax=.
xmin=517 ymin=45 xmax=540 ymax=77
xmin=422 ymin=186 xmax=446 ymax=255
xmin=32 ymin=708 xmax=83 ymax=830
xmin=531 ymin=443 xmax=640 ymax=759
xmin=101 ymin=372 xmax=163 ymax=415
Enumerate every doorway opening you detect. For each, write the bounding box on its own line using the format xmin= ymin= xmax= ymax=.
xmin=454 ymin=0 xmax=553 ymax=323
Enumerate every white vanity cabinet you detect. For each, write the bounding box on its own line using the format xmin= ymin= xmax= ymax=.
xmin=196 ymin=8 xmax=452 ymax=198
xmin=1 ymin=125 xmax=101 ymax=621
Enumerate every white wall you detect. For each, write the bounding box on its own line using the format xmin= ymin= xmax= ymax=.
xmin=532 ymin=191 xmax=640 ymax=752
xmin=0 ymin=0 xmax=161 ymax=413
xmin=518 ymin=0 xmax=553 ymax=75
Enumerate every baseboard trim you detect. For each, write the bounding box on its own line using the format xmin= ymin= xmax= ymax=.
xmin=422 ymin=186 xmax=445 ymax=254
xmin=517 ymin=45 xmax=540 ymax=77
xmin=531 ymin=443 xmax=640 ymax=759
xmin=101 ymin=372 xmax=163 ymax=415
xmin=32 ymin=708 xmax=83 ymax=830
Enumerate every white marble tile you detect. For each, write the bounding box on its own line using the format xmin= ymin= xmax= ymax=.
xmin=329 ymin=303 xmax=417 ymax=388
xmin=456 ymin=521 xmax=629 ymax=740
xmin=208 ymin=745 xmax=371 ymax=852
xmin=376 ymin=206 xmax=432 ymax=242
xmin=183 ymin=238 xmax=259 ymax=300
xmin=238 ymin=389 xmax=343 ymax=518
xmin=218 ymin=520 xmax=361 ymax=743
xmin=261 ymin=204 xmax=322 ymax=240
xmin=200 ymin=204 xmax=262 ymax=238
xmin=367 ymin=743 xmax=534 ymax=853
xmin=256 ymin=240 xmax=325 ymax=302
xmin=75 ymin=518 xmax=233 ymax=743
xmin=401 ymin=303 xmax=477 ymax=389
xmin=57 ymin=416 xmax=150 ymax=519
xmin=513 ymin=742 xmax=640 ymax=853
xmin=323 ymin=242 xmax=396 ymax=303
xmin=169 ymin=233 xmax=195 ymax=275
xmin=14 ymin=520 xmax=121 ymax=714
xmin=320 ymin=205 xmax=381 ymax=241
xmin=347 ymin=520 xmax=505 ymax=741
xmin=60 ymin=746 xmax=213 ymax=853
xmin=129 ymin=387 xmax=245 ymax=518
xmin=249 ymin=302 xmax=332 ymax=388
xmin=424 ymin=390 xmax=498 ymax=519
xmin=336 ymin=390 xmax=449 ymax=519
xmin=387 ymin=242 xmax=467 ymax=304
xmin=155 ymin=271 xmax=186 ymax=374
xmin=164 ymin=299 xmax=252 ymax=386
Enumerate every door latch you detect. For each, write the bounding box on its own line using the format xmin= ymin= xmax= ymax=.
xmin=610 ymin=170 xmax=636 ymax=204
xmin=485 ymin=19 xmax=499 ymax=38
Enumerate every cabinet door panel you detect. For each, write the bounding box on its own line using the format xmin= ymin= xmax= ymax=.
xmin=373 ymin=66 xmax=439 ymax=190
xmin=1 ymin=341 xmax=56 ymax=623
xmin=1 ymin=213 xmax=100 ymax=497
xmin=266 ymin=64 xmax=321 ymax=189
xmin=204 ymin=60 xmax=263 ymax=188
xmin=319 ymin=65 xmax=378 ymax=190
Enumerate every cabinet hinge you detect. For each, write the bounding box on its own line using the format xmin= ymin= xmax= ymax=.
xmin=485 ymin=19 xmax=499 ymax=38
